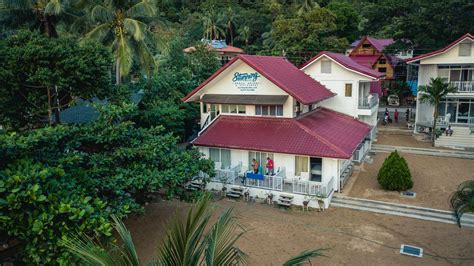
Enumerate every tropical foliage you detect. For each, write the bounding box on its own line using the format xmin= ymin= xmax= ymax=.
xmin=62 ymin=197 xmax=325 ymax=265
xmin=418 ymin=77 xmax=458 ymax=144
xmin=0 ymin=30 xmax=113 ymax=129
xmin=377 ymin=151 xmax=413 ymax=191
xmin=0 ymin=103 xmax=214 ymax=263
xmin=449 ymin=180 xmax=474 ymax=227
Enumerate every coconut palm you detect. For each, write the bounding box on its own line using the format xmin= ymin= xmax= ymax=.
xmin=219 ymin=5 xmax=238 ymax=45
xmin=418 ymin=77 xmax=457 ymax=145
xmin=237 ymin=25 xmax=250 ymax=47
xmin=1 ymin=0 xmax=69 ymax=37
xmin=450 ymin=180 xmax=474 ymax=227
xmin=79 ymin=0 xmax=158 ymax=84
xmin=62 ymin=197 xmax=325 ymax=265
xmin=202 ymin=5 xmax=225 ymax=41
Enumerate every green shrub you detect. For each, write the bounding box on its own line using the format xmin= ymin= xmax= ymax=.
xmin=377 ymin=151 xmax=413 ymax=191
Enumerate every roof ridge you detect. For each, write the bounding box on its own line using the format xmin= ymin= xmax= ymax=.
xmin=293 ymin=115 xmax=350 ymax=157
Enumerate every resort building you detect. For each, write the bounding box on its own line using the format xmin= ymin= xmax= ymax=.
xmin=183 ymin=39 xmax=244 ymax=65
xmin=183 ymin=54 xmax=384 ymax=208
xmin=407 ymin=33 xmax=474 ymax=148
xmin=347 ymin=36 xmax=408 ymax=80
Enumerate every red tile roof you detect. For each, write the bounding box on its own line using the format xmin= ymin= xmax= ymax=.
xmin=183 ymin=55 xmax=335 ymax=104
xmin=350 ymin=37 xmax=395 ymax=52
xmin=193 ymin=108 xmax=370 ymax=159
xmin=406 ymin=33 xmax=474 ymax=63
xmin=349 ymin=55 xmax=381 ymax=68
xmin=300 ymin=51 xmax=384 ymax=79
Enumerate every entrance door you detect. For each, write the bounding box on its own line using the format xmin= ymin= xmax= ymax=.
xmin=457 ymin=101 xmax=470 ymax=123
xmin=210 ymin=104 xmax=219 ymax=120
xmin=310 ymin=158 xmax=322 ymax=182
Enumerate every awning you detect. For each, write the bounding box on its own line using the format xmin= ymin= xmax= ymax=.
xmin=201 ymin=94 xmax=288 ymax=105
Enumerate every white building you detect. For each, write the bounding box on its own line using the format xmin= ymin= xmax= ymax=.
xmin=183 ymin=54 xmax=383 ymax=208
xmin=407 ymin=33 xmax=474 ymax=148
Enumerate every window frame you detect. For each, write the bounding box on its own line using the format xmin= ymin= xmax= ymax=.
xmin=321 ymin=60 xmax=332 ymax=74
xmin=345 ymin=83 xmax=353 ymax=97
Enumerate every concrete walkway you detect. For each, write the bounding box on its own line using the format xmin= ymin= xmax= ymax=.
xmin=331 ymin=195 xmax=474 ymax=227
xmin=371 ymin=144 xmax=474 ymax=159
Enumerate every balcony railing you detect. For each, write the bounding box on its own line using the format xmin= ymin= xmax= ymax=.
xmin=450 ymin=81 xmax=474 ymax=93
xmin=358 ymin=95 xmax=378 ymax=109
xmin=291 ymin=176 xmax=335 ymax=198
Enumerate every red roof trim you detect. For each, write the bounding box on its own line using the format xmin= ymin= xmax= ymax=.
xmin=300 ymin=51 xmax=384 ymax=79
xmin=406 ymin=33 xmax=474 ymax=63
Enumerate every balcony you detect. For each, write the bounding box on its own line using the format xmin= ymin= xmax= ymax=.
xmin=450 ymin=81 xmax=474 ymax=93
xmin=358 ymin=95 xmax=378 ymax=109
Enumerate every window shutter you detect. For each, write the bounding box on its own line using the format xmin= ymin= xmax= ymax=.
xmin=459 ymin=43 xmax=471 ymax=56
xmin=345 ymin=84 xmax=352 ymax=97
xmin=321 ymin=60 xmax=332 ymax=73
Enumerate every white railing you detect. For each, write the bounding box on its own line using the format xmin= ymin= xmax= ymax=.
xmin=358 ymin=95 xmax=378 ymax=109
xmin=244 ymin=167 xmax=285 ymax=191
xmin=339 ymin=160 xmax=351 ymax=176
xmin=210 ymin=163 xmax=241 ymax=184
xmin=450 ymin=81 xmax=474 ymax=93
xmin=198 ymin=113 xmax=220 ymax=136
xmin=292 ymin=176 xmax=335 ymax=198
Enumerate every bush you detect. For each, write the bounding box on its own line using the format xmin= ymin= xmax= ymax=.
xmin=377 ymin=151 xmax=413 ymax=191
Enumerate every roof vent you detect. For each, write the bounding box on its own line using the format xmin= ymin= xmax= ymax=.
xmin=400 ymin=244 xmax=423 ymax=258
xmin=400 ymin=191 xmax=416 ymax=198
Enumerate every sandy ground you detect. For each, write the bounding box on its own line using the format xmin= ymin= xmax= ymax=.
xmin=127 ymin=199 xmax=474 ymax=265
xmin=375 ymin=132 xmax=434 ymax=149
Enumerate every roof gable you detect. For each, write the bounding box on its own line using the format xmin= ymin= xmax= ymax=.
xmin=300 ymin=51 xmax=384 ymax=79
xmin=183 ymin=55 xmax=335 ymax=104
xmin=350 ymin=36 xmax=395 ymax=53
xmin=406 ymin=33 xmax=474 ymax=63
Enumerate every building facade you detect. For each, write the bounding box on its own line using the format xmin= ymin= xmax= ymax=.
xmin=407 ymin=33 xmax=474 ymax=148
xmin=184 ymin=54 xmax=383 ymax=208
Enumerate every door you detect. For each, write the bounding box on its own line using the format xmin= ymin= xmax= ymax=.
xmin=310 ymin=157 xmax=322 ymax=182
xmin=210 ymin=104 xmax=219 ymax=120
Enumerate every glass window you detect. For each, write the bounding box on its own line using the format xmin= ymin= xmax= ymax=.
xmin=209 ymin=148 xmax=220 ymax=162
xmin=438 ymin=102 xmax=446 ymax=117
xmin=378 ymin=67 xmax=387 ymax=73
xmin=345 ymin=84 xmax=352 ymax=97
xmin=450 ymin=70 xmax=461 ymax=81
xmin=362 ymin=43 xmax=371 ymax=49
xmin=438 ymin=68 xmax=449 ymax=82
xmin=470 ymin=103 xmax=474 ymax=117
xmin=230 ymin=105 xmax=238 ymax=113
xmin=269 ymin=106 xmax=276 ymax=116
xmin=256 ymin=105 xmax=283 ymax=116
xmin=310 ymin=157 xmax=322 ymax=182
xmin=295 ymin=156 xmax=309 ymax=176
xmin=321 ymin=60 xmax=332 ymax=74
xmin=262 ymin=106 xmax=269 ymax=115
xmin=222 ymin=104 xmax=245 ymax=114
xmin=238 ymin=105 xmax=246 ymax=114
xmin=255 ymin=105 xmax=262 ymax=115
xmin=220 ymin=149 xmax=231 ymax=169
xmin=221 ymin=104 xmax=229 ymax=113
xmin=277 ymin=106 xmax=283 ymax=116
xmin=379 ymin=59 xmax=386 ymax=64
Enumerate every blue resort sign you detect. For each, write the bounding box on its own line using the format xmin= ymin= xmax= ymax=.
xmin=232 ymin=72 xmax=261 ymax=92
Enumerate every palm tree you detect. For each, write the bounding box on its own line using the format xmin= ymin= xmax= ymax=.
xmin=219 ymin=5 xmax=238 ymax=45
xmin=450 ymin=180 xmax=474 ymax=227
xmin=1 ymin=0 xmax=68 ymax=37
xmin=418 ymin=77 xmax=457 ymax=145
xmin=237 ymin=25 xmax=250 ymax=47
xmin=80 ymin=0 xmax=158 ymax=84
xmin=62 ymin=197 xmax=325 ymax=265
xmin=202 ymin=4 xmax=225 ymax=41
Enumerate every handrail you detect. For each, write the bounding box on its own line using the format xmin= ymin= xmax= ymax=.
xmin=198 ymin=113 xmax=220 ymax=136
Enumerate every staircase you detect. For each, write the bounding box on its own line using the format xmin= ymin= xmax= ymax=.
xmin=277 ymin=194 xmax=294 ymax=207
xmin=186 ymin=180 xmax=205 ymax=191
xmin=331 ymin=196 xmax=474 ymax=227
xmin=371 ymin=144 xmax=474 ymax=159
xmin=435 ymin=126 xmax=474 ymax=149
xmin=226 ymin=187 xmax=244 ymax=199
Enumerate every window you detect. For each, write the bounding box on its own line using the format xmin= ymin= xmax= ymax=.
xmin=378 ymin=59 xmax=386 ymax=64
xmin=321 ymin=60 xmax=332 ymax=74
xmin=295 ymin=156 xmax=309 ymax=176
xmin=256 ymin=105 xmax=283 ymax=116
xmin=362 ymin=43 xmax=371 ymax=49
xmin=310 ymin=157 xmax=322 ymax=182
xmin=202 ymin=103 xmax=207 ymax=113
xmin=438 ymin=68 xmax=449 ymax=82
xmin=345 ymin=84 xmax=352 ymax=97
xmin=221 ymin=104 xmax=246 ymax=114
xmin=209 ymin=148 xmax=231 ymax=169
xmin=249 ymin=152 xmax=273 ymax=173
xmin=459 ymin=43 xmax=471 ymax=56
xmin=378 ymin=67 xmax=387 ymax=73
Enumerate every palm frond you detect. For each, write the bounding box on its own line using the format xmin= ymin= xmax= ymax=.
xmin=84 ymin=23 xmax=110 ymax=42
xmin=283 ymin=249 xmax=327 ymax=266
xmin=158 ymin=197 xmax=211 ymax=266
xmin=1 ymin=0 xmax=33 ymax=10
xmin=90 ymin=4 xmax=113 ymax=23
xmin=135 ymin=40 xmax=156 ymax=77
xmin=450 ymin=180 xmax=474 ymax=227
xmin=111 ymin=215 xmax=141 ymax=266
xmin=44 ymin=0 xmax=62 ymax=15
xmin=124 ymin=18 xmax=147 ymax=41
xmin=60 ymin=233 xmax=118 ymax=265
xmin=204 ymin=208 xmax=248 ymax=265
xmin=115 ymin=35 xmax=133 ymax=76
xmin=126 ymin=0 xmax=156 ymax=18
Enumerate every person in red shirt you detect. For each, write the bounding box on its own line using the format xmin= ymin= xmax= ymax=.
xmin=266 ymin=157 xmax=274 ymax=175
xmin=394 ymin=109 xmax=399 ymax=123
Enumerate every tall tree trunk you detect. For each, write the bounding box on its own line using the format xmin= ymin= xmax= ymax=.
xmin=116 ymin=58 xmax=121 ymax=85
xmin=53 ymin=85 xmax=61 ymax=123
xmin=47 ymin=87 xmax=53 ymax=125
xmin=432 ymin=103 xmax=439 ymax=146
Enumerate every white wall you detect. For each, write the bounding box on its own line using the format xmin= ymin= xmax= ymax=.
xmin=302 ymin=56 xmax=376 ymax=118
xmin=419 ymin=39 xmax=474 ymax=65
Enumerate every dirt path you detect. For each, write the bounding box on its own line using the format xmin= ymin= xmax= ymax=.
xmin=127 ymin=199 xmax=474 ymax=265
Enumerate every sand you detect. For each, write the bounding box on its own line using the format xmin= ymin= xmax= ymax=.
xmin=127 ymin=199 xmax=474 ymax=265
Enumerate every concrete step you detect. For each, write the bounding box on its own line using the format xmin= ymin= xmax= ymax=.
xmin=371 ymin=144 xmax=474 ymax=159
xmin=331 ymin=196 xmax=474 ymax=227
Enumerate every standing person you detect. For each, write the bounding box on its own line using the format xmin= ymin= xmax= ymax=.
xmin=266 ymin=157 xmax=274 ymax=175
xmin=384 ymin=108 xmax=389 ymax=117
xmin=406 ymin=109 xmax=410 ymax=121
xmin=394 ymin=109 xmax=399 ymax=123
xmin=251 ymin=159 xmax=259 ymax=174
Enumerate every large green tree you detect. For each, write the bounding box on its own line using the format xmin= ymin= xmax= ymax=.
xmin=0 ymin=103 xmax=214 ymax=263
xmin=0 ymin=30 xmax=112 ymax=130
